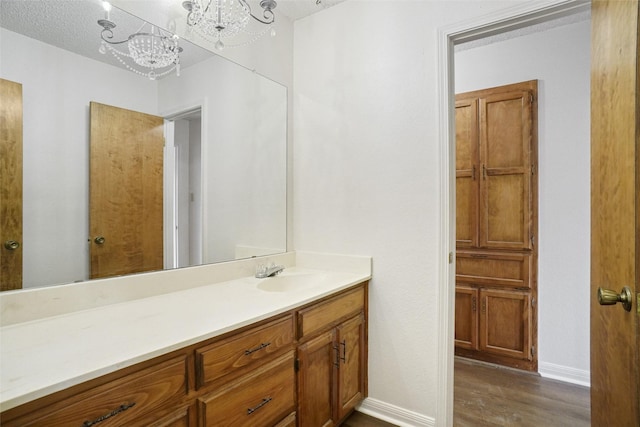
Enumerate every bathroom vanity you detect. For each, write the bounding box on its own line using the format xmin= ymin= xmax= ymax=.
xmin=0 ymin=252 xmax=371 ymax=426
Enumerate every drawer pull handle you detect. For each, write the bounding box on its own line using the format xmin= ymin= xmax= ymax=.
xmin=82 ymin=402 xmax=135 ymax=426
xmin=244 ymin=342 xmax=271 ymax=356
xmin=470 ymin=254 xmax=488 ymax=258
xmin=247 ymin=397 xmax=272 ymax=415
xmin=339 ymin=340 xmax=347 ymax=364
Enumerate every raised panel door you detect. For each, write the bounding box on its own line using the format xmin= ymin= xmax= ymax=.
xmin=479 ymin=288 xmax=531 ymax=361
xmin=479 ymin=89 xmax=535 ymax=250
xmin=336 ymin=314 xmax=365 ymax=421
xmin=455 ymin=98 xmax=479 ymax=248
xmin=454 ymin=286 xmax=478 ymax=350
xmin=297 ymin=330 xmax=336 ymax=427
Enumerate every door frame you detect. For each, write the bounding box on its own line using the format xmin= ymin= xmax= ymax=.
xmin=435 ymin=0 xmax=590 ymax=425
xmin=162 ymin=102 xmax=207 ymax=270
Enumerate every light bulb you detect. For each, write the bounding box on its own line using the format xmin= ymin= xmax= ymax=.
xmin=215 ymin=40 xmax=225 ymax=51
xmin=102 ymin=1 xmax=112 ymax=20
xmin=98 ymin=41 xmax=107 ymax=54
xmin=270 ymin=27 xmax=276 ymax=37
xmin=176 ymin=64 xmax=181 ymax=77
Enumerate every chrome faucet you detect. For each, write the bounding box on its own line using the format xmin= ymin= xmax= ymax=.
xmin=255 ymin=262 xmax=285 ymax=278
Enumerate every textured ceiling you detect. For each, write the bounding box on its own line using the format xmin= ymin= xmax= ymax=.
xmin=0 ymin=0 xmax=213 ymax=74
xmin=0 ymin=0 xmax=344 ymax=79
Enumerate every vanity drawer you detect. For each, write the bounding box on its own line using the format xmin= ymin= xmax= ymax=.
xmin=198 ymin=351 xmax=295 ymax=427
xmin=3 ymin=355 xmax=188 ymax=427
xmin=196 ymin=315 xmax=294 ymax=388
xmin=456 ymin=251 xmax=532 ymax=289
xmin=297 ymin=285 xmax=365 ymax=338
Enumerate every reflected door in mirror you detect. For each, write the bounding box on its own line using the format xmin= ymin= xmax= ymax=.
xmin=89 ymin=102 xmax=164 ymax=279
xmin=0 ymin=78 xmax=23 ymax=291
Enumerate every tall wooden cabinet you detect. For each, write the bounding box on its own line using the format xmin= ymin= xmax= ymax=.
xmin=455 ymin=80 xmax=538 ymax=371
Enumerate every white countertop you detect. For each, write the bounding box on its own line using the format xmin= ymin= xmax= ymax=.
xmin=0 ymin=253 xmax=371 ymax=412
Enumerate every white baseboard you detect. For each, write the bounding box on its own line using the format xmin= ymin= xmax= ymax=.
xmin=357 ymin=397 xmax=435 ymax=427
xmin=538 ymin=361 xmax=590 ymax=387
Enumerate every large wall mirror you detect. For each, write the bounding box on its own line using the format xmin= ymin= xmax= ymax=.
xmin=0 ymin=0 xmax=287 ymax=289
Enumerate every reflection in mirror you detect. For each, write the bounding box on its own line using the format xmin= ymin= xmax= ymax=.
xmin=0 ymin=0 xmax=287 ymax=289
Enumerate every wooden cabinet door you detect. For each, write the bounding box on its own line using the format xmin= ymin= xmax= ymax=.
xmin=455 ymin=98 xmax=479 ymax=248
xmin=297 ymin=330 xmax=337 ymax=427
xmin=479 ymin=288 xmax=532 ymax=361
xmin=336 ymin=314 xmax=365 ymax=421
xmin=479 ymin=89 xmax=534 ymax=250
xmin=454 ymin=286 xmax=478 ymax=350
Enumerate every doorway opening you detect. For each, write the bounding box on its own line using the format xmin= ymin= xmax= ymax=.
xmin=436 ymin=1 xmax=592 ymax=424
xmin=164 ymin=107 xmax=204 ymax=270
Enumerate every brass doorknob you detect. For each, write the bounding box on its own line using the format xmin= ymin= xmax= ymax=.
xmin=597 ymin=286 xmax=632 ymax=312
xmin=4 ymin=240 xmax=20 ymax=250
xmin=94 ymin=236 xmax=106 ymax=245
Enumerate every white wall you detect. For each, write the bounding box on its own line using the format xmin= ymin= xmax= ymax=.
xmin=455 ymin=19 xmax=591 ymax=385
xmin=0 ymin=28 xmax=158 ymax=288
xmin=292 ymin=1 xmax=536 ymax=423
xmin=157 ymin=56 xmax=287 ymax=263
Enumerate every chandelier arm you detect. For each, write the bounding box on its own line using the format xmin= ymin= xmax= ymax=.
xmin=250 ymin=9 xmax=275 ymax=25
xmin=100 ymin=28 xmax=129 ymax=45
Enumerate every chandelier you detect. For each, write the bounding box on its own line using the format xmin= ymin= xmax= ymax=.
xmin=182 ymin=0 xmax=277 ymax=50
xmin=97 ymin=2 xmax=182 ymax=80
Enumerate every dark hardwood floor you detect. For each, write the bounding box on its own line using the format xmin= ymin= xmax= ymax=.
xmin=344 ymin=357 xmax=590 ymax=427
xmin=454 ymin=357 xmax=590 ymax=426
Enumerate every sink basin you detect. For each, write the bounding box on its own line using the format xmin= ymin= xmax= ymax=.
xmin=256 ymin=273 xmax=325 ymax=292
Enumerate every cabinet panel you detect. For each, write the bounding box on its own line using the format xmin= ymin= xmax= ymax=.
xmin=198 ymin=352 xmax=295 ymax=427
xmin=297 ymin=330 xmax=337 ymax=427
xmin=196 ymin=315 xmax=293 ymax=388
xmin=456 ymin=251 xmax=531 ymax=289
xmin=298 ymin=286 xmax=364 ymax=339
xmin=455 ymin=286 xmax=478 ymax=350
xmin=479 ymin=289 xmax=531 ymax=360
xmin=336 ymin=313 xmax=365 ymax=421
xmin=479 ymin=90 xmax=533 ymax=250
xmin=455 ymin=98 xmax=479 ymax=248
xmin=2 ymin=356 xmax=188 ymax=427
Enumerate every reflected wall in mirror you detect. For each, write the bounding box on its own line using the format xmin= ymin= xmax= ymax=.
xmin=0 ymin=1 xmax=287 ymax=289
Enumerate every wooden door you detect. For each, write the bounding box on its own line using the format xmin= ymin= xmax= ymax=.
xmin=0 ymin=78 xmax=23 ymax=291
xmin=336 ymin=314 xmax=365 ymax=421
xmin=89 ymin=102 xmax=164 ymax=279
xmin=297 ymin=330 xmax=336 ymax=427
xmin=590 ymin=0 xmax=640 ymax=425
xmin=479 ymin=85 xmax=535 ymax=250
xmin=454 ymin=286 xmax=478 ymax=350
xmin=455 ymin=98 xmax=479 ymax=248
xmin=479 ymin=288 xmax=531 ymax=361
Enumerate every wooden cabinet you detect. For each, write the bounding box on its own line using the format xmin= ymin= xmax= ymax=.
xmin=195 ymin=315 xmax=294 ymax=388
xmin=0 ymin=355 xmax=189 ymax=427
xmin=0 ymin=283 xmax=368 ymax=427
xmin=479 ymin=289 xmax=532 ymax=360
xmin=297 ymin=286 xmax=367 ymax=426
xmin=455 ymin=80 xmax=537 ymax=371
xmin=456 ymin=80 xmax=537 ymax=251
xmin=198 ymin=352 xmax=296 ymax=427
xmin=455 ymin=285 xmax=478 ymax=350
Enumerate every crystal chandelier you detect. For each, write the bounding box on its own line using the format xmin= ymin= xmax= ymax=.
xmin=182 ymin=0 xmax=277 ymax=50
xmin=97 ymin=2 xmax=182 ymax=80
